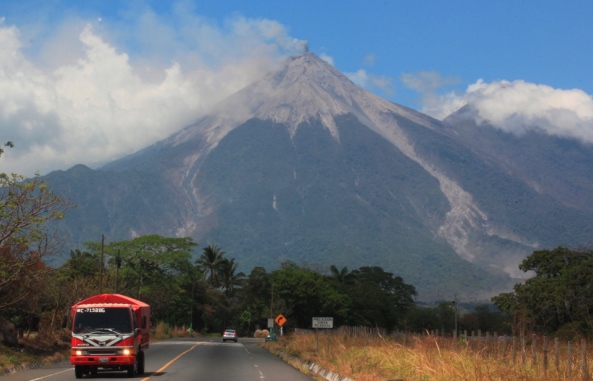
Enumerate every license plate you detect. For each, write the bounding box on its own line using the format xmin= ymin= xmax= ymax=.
xmin=99 ymin=358 xmax=109 ymax=363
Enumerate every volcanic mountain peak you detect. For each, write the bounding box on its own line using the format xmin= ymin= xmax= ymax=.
xmin=49 ymin=50 xmax=593 ymax=300
xmin=174 ymin=53 xmax=437 ymax=152
xmin=165 ymin=53 xmax=496 ymax=266
xmin=240 ymin=53 xmax=438 ymax=136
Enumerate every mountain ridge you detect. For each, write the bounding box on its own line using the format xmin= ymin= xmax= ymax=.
xmin=45 ymin=53 xmax=593 ymax=300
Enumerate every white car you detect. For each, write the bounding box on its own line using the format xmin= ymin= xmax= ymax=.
xmin=222 ymin=329 xmax=237 ymax=342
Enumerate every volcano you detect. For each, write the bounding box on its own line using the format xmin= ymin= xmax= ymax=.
xmin=46 ymin=53 xmax=593 ymax=300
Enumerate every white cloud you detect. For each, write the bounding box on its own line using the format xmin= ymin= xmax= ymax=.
xmin=401 ymin=71 xmax=461 ymax=117
xmin=0 ymin=13 xmax=306 ymax=177
xmin=362 ymin=53 xmax=377 ymax=67
xmin=318 ymin=53 xmax=334 ymax=66
xmin=346 ymin=69 xmax=393 ymax=96
xmin=346 ymin=69 xmax=368 ymax=88
xmin=427 ymin=79 xmax=593 ymax=143
xmin=402 ymin=71 xmax=459 ymax=93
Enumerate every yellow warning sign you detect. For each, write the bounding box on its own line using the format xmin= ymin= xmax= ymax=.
xmin=274 ymin=314 xmax=287 ymax=327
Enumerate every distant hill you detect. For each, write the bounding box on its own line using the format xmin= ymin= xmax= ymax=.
xmin=44 ymin=53 xmax=593 ymax=300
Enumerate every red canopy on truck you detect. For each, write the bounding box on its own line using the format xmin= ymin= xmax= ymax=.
xmin=73 ymin=294 xmax=149 ymax=309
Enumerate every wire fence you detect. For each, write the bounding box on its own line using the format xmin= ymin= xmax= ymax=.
xmin=322 ymin=326 xmax=592 ymax=380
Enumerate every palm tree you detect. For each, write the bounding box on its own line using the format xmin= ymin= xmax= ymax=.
xmin=329 ymin=265 xmax=354 ymax=285
xmin=219 ymin=258 xmax=245 ymax=296
xmin=195 ymin=245 xmax=225 ymax=288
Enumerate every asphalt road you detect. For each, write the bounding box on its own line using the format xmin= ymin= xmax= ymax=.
xmin=3 ymin=337 xmax=315 ymax=381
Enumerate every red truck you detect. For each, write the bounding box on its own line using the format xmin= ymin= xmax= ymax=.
xmin=70 ymin=294 xmax=151 ymax=378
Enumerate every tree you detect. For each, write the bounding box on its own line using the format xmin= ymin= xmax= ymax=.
xmin=196 ymin=245 xmax=226 ymax=288
xmin=53 ymin=249 xmax=102 ymax=324
xmin=63 ymin=249 xmax=101 ymax=279
xmin=271 ymin=261 xmax=350 ymax=328
xmin=219 ymin=258 xmax=245 ymax=296
xmin=347 ymin=266 xmax=417 ymax=329
xmin=0 ymin=142 xmax=73 ymax=310
xmin=403 ymin=305 xmax=441 ymax=332
xmin=84 ymin=235 xmax=198 ymax=323
xmin=0 ymin=141 xmax=13 ymax=158
xmin=329 ymin=265 xmax=354 ymax=285
xmin=460 ymin=305 xmax=508 ymax=334
xmin=492 ymin=246 xmax=593 ymax=338
xmin=240 ymin=267 xmax=271 ymax=332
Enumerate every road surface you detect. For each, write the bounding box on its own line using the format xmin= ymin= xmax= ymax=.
xmin=3 ymin=337 xmax=314 ymax=381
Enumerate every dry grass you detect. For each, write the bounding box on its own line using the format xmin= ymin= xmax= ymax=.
xmin=0 ymin=331 xmax=70 ymax=373
xmin=3 ymin=326 xmax=592 ymax=380
xmin=151 ymin=321 xmax=202 ymax=340
xmin=265 ymin=332 xmax=593 ymax=381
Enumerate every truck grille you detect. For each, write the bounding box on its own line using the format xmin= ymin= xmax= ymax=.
xmin=86 ymin=349 xmax=120 ymax=355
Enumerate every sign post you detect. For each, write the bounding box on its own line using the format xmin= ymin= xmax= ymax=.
xmin=312 ymin=317 xmax=333 ymax=329
xmin=267 ymin=318 xmax=274 ymax=330
xmin=312 ymin=317 xmax=333 ymax=353
xmin=275 ymin=314 xmax=286 ymax=336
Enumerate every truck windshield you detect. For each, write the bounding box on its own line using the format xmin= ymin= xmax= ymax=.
xmin=73 ymin=307 xmax=132 ymax=334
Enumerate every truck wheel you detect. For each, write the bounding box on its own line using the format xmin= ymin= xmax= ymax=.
xmin=74 ymin=365 xmax=84 ymax=379
xmin=127 ymin=364 xmax=135 ymax=377
xmin=138 ymin=352 xmax=145 ymax=375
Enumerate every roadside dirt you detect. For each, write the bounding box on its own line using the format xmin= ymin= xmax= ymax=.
xmin=0 ymin=334 xmax=70 ymax=376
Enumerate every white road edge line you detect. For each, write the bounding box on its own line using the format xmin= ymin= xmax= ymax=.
xmin=29 ymin=367 xmax=73 ymax=381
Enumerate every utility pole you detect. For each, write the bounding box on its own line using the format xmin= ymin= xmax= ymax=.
xmin=454 ymin=293 xmax=458 ymax=335
xmin=190 ymin=269 xmax=195 ymax=336
xmin=100 ymin=235 xmax=105 ymax=293
xmin=269 ymin=282 xmax=274 ymax=333
xmin=115 ymin=250 xmax=121 ymax=293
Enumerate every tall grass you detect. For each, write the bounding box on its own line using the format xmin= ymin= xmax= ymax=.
xmin=265 ymin=331 xmax=592 ymax=381
xmin=151 ymin=321 xmax=199 ymax=340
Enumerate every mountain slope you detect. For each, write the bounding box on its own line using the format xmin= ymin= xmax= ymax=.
xmin=444 ymin=106 xmax=593 ymax=214
xmin=44 ymin=53 xmax=593 ymax=300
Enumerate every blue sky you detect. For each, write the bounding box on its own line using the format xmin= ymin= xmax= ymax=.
xmin=1 ymin=0 xmax=592 ymax=176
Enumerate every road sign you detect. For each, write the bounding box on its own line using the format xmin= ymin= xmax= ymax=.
xmin=267 ymin=318 xmax=274 ymax=328
xmin=275 ymin=314 xmax=287 ymax=327
xmin=312 ymin=317 xmax=333 ymax=329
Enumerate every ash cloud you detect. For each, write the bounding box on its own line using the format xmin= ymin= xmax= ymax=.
xmin=417 ymin=77 xmax=593 ymax=144
xmin=0 ymin=9 xmax=306 ymax=177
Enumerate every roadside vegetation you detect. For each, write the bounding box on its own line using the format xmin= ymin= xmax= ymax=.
xmin=3 ymin=140 xmax=593 ymax=379
xmin=265 ymin=331 xmax=593 ymax=381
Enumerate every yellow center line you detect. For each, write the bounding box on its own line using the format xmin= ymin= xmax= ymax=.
xmin=140 ymin=342 xmax=202 ymax=380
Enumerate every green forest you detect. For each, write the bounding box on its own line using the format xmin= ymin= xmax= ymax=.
xmin=2 ymin=140 xmax=593 ymax=344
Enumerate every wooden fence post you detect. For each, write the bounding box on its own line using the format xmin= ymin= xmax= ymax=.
xmin=554 ymin=338 xmax=559 ymax=373
xmin=494 ymin=332 xmax=498 ymax=359
xmin=568 ymin=341 xmax=572 ymax=378
xmin=521 ymin=335 xmax=526 ymax=367
xmin=543 ymin=336 xmax=548 ymax=374
xmin=582 ymin=339 xmax=588 ymax=381
xmin=532 ymin=334 xmax=537 ymax=368
xmin=464 ymin=330 xmax=468 ymax=348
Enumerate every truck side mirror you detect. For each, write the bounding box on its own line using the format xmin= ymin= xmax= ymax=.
xmin=142 ymin=316 xmax=147 ymax=329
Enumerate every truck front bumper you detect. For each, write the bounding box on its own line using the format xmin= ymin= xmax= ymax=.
xmin=71 ymin=348 xmax=136 ymax=367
